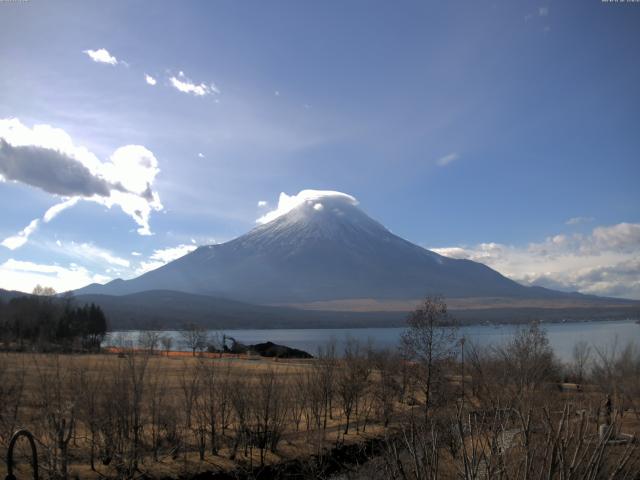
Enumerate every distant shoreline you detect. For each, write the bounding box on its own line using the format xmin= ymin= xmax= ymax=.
xmin=104 ymin=316 xmax=640 ymax=333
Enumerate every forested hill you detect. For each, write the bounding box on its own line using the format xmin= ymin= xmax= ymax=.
xmin=0 ymin=290 xmax=107 ymax=350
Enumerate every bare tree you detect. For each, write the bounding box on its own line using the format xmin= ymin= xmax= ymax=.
xmin=199 ymin=359 xmax=220 ymax=455
xmin=401 ymin=295 xmax=457 ymax=420
xmin=216 ymin=362 xmax=233 ymax=438
xmin=0 ymin=354 xmax=25 ymax=447
xmin=33 ymin=355 xmax=76 ymax=479
xmin=592 ymin=340 xmax=640 ymax=419
xmin=179 ymin=363 xmax=201 ymax=452
xmin=208 ymin=331 xmax=226 ymax=355
xmin=497 ymin=322 xmax=558 ymax=403
xmin=180 ymin=323 xmax=209 ymax=356
xmin=248 ymin=369 xmax=288 ymax=465
xmin=230 ymin=375 xmax=250 ymax=460
xmin=125 ymin=351 xmax=150 ymax=474
xmin=147 ymin=363 xmax=168 ymax=461
xmin=372 ymin=348 xmax=400 ymax=427
xmin=75 ymin=360 xmax=105 ymax=471
xmin=160 ymin=335 xmax=173 ymax=356
xmin=195 ymin=359 xmax=232 ymax=457
xmin=302 ymin=368 xmax=324 ymax=432
xmin=337 ymin=339 xmax=372 ymax=434
xmin=288 ymin=371 xmax=308 ymax=431
xmin=32 ymin=284 xmax=57 ymax=296
xmin=138 ymin=330 xmax=161 ymax=354
xmin=95 ymin=351 xmax=150 ymax=477
xmin=192 ymin=365 xmax=209 ymax=461
xmin=571 ymin=339 xmax=591 ymax=384
xmin=381 ymin=408 xmax=441 ymax=480
xmin=316 ymin=339 xmax=337 ymax=431
xmin=467 ymin=324 xmax=559 ymax=410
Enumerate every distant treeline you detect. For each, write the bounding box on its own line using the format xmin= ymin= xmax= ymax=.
xmin=0 ymin=288 xmax=107 ymax=351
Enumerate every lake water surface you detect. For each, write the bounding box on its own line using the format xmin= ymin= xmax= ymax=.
xmin=108 ymin=319 xmax=640 ymax=362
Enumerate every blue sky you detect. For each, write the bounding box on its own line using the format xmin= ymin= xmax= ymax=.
xmin=1 ymin=0 xmax=639 ymax=298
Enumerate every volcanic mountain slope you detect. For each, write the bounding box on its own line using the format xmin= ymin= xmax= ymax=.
xmin=76 ymin=191 xmax=583 ymax=305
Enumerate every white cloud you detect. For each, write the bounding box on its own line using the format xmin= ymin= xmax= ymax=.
xmin=150 ymin=244 xmax=197 ymax=263
xmin=4 ymin=240 xmax=147 ymax=292
xmin=1 ymin=219 xmax=39 ymax=250
xmin=0 ymin=259 xmax=111 ymax=294
xmin=145 ymin=74 xmax=157 ymax=86
xmin=431 ymin=222 xmax=640 ymax=299
xmin=566 ymin=216 xmax=594 ymax=226
xmin=55 ymin=242 xmax=131 ymax=268
xmin=429 ymin=246 xmax=474 ymax=260
xmin=131 ymin=251 xmax=142 ymax=257
xmin=256 ymin=190 xmax=358 ymax=224
xmin=313 ymin=203 xmax=324 ymax=211
xmin=43 ymin=198 xmax=80 ymax=222
xmin=591 ymin=223 xmax=640 ymax=253
xmin=83 ymin=48 xmax=118 ymax=65
xmin=169 ymin=71 xmax=220 ymax=97
xmin=135 ymin=261 xmax=164 ymax=276
xmin=136 ymin=243 xmax=198 ymax=275
xmin=198 ymin=152 xmax=205 ymax=158
xmin=435 ymin=152 xmax=458 ymax=167
xmin=0 ymin=118 xmax=163 ymax=244
xmin=257 ymin=200 xmax=268 ymax=208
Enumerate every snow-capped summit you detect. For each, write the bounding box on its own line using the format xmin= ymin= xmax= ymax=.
xmin=244 ymin=191 xmax=395 ymax=252
xmin=76 ymin=189 xmax=569 ymax=304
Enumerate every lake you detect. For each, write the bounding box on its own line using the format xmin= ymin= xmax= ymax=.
xmin=107 ymin=319 xmax=640 ymax=363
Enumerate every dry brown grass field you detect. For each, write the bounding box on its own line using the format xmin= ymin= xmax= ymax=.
xmin=1 ymin=323 xmax=639 ymax=480
xmin=0 ymin=349 xmax=400 ymax=479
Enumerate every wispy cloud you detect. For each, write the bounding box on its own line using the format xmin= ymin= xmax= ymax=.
xmin=566 ymin=216 xmax=594 ymax=226
xmin=539 ymin=6 xmax=549 ymax=16
xmin=83 ymin=48 xmax=118 ymax=65
xmin=55 ymin=241 xmax=131 ymax=268
xmin=435 ymin=152 xmax=459 ymax=167
xmin=145 ymin=74 xmax=157 ymax=86
xmin=169 ymin=71 xmax=220 ymax=97
xmin=431 ymin=222 xmax=640 ymax=299
xmin=1 ymin=198 xmax=80 ymax=250
xmin=257 ymin=200 xmax=268 ymax=208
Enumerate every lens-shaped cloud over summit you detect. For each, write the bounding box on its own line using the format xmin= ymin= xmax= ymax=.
xmin=256 ymin=189 xmax=358 ymax=224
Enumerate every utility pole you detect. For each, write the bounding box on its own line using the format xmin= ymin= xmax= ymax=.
xmin=460 ymin=336 xmax=466 ymax=404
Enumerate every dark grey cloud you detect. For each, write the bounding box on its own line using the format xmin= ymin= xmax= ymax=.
xmin=0 ymin=139 xmax=124 ymax=198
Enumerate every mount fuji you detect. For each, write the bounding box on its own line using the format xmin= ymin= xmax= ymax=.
xmin=76 ymin=190 xmax=579 ymax=305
